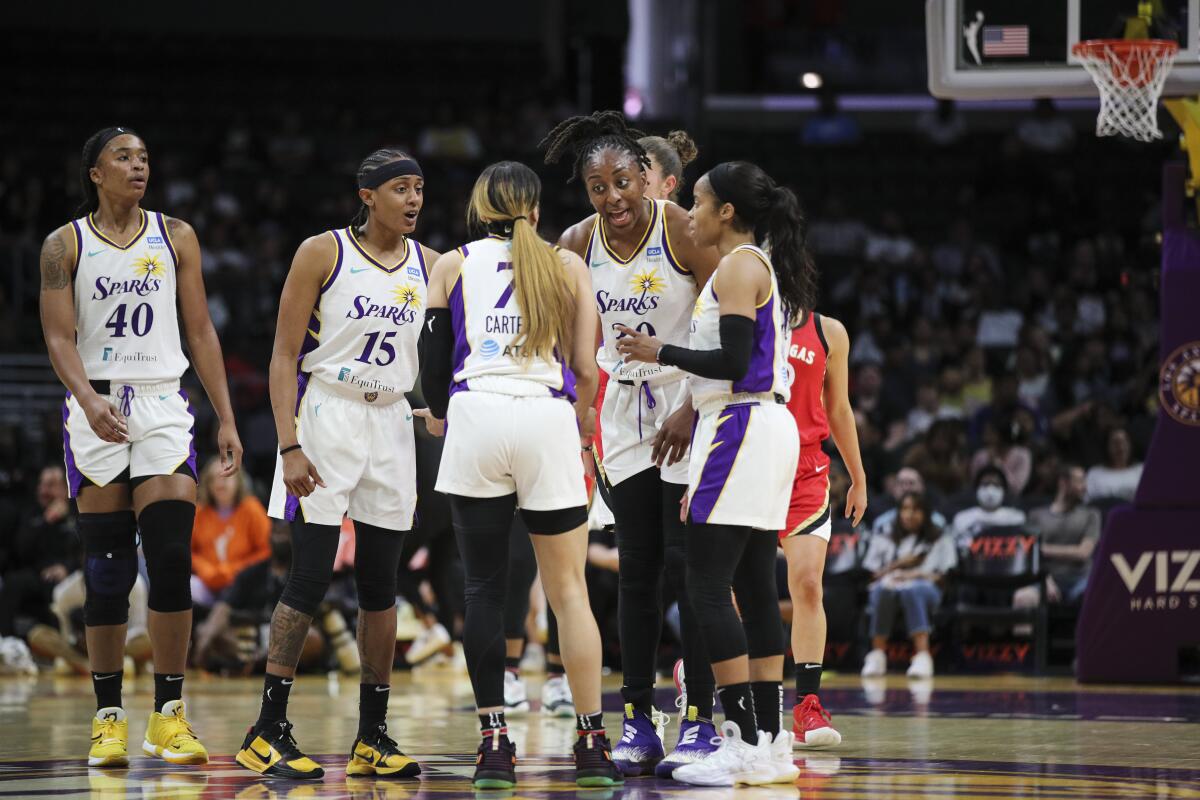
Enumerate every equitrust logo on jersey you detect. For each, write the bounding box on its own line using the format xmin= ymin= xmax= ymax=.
xmin=1112 ymin=550 xmax=1200 ymax=611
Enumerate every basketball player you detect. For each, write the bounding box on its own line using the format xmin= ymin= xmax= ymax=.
xmin=421 ymin=161 xmax=622 ymax=789
xmin=39 ymin=127 xmax=243 ymax=768
xmin=617 ymin=161 xmax=808 ymax=786
xmin=541 ymin=111 xmax=721 ymax=777
xmin=639 ymin=130 xmax=698 ymax=203
xmin=783 ymin=306 xmax=867 ymax=748
xmin=235 ymin=149 xmax=436 ymax=780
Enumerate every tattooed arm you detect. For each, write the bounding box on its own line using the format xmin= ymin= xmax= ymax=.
xmin=39 ymin=226 xmax=127 ymax=443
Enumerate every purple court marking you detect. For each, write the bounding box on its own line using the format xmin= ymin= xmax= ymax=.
xmin=1 ymin=753 xmax=1199 ymax=799
xmin=627 ymin=687 xmax=1200 ymax=724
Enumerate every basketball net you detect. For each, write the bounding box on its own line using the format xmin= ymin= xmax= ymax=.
xmin=1073 ymin=38 xmax=1179 ymax=142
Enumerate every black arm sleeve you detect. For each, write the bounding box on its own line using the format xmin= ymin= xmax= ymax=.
xmin=420 ymin=307 xmax=454 ymax=419
xmin=657 ymin=314 xmax=755 ymax=381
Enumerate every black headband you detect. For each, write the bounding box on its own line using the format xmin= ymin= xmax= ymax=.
xmin=358 ymin=159 xmax=423 ymax=189
xmin=88 ymin=127 xmax=139 ymax=167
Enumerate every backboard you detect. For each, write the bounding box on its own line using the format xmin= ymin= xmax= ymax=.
xmin=928 ymin=0 xmax=1200 ymax=99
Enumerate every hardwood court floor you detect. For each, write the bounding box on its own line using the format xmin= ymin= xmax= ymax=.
xmin=1 ymin=670 xmax=1198 ymax=798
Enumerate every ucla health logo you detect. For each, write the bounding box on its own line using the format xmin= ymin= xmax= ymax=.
xmin=479 ymin=339 xmax=501 ymax=360
xmin=1159 ymin=341 xmax=1200 ymax=426
xmin=146 ymin=235 xmax=165 ymax=249
xmin=646 ymin=246 xmax=663 ymax=258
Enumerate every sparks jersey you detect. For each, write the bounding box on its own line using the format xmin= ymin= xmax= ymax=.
xmin=689 ymin=244 xmax=790 ymax=407
xmin=786 ymin=311 xmax=830 ymax=447
xmin=299 ymin=228 xmax=427 ymax=401
xmin=584 ymin=199 xmax=697 ymax=383
xmin=447 ymin=236 xmax=576 ymax=400
xmin=70 ymin=210 xmax=188 ymax=381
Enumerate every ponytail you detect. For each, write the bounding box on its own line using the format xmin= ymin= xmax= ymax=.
xmin=763 ymin=184 xmax=817 ymax=326
xmin=467 ymin=161 xmax=574 ymax=364
xmin=706 ymin=161 xmax=817 ymax=325
xmin=510 ymin=216 xmax=575 ymax=363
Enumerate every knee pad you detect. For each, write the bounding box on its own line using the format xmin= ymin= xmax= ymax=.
xmin=138 ymin=500 xmax=195 ymax=613
xmin=279 ymin=521 xmax=339 ymax=616
xmin=353 ymin=522 xmax=403 ymax=613
xmin=81 ymin=511 xmax=138 ymax=626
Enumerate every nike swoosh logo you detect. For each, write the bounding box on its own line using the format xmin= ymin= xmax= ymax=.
xmin=349 ymin=265 xmax=372 ymax=273
xmin=87 ymin=249 xmax=107 ymax=257
xmin=405 ymin=414 xmax=413 ymax=421
xmin=804 ymin=664 xmax=822 ymax=669
xmin=94 ymin=674 xmax=118 ymax=680
xmin=815 ymin=464 xmax=828 ymax=473
xmin=250 ymin=745 xmax=273 ymax=761
xmin=282 ymin=679 xmax=294 ymax=686
xmin=374 ymin=686 xmax=390 ymax=693
xmin=165 ymin=675 xmax=184 ymax=681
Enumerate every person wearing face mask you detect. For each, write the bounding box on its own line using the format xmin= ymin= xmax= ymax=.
xmin=192 ymin=521 xmax=325 ymax=674
xmin=950 ymin=466 xmax=1026 ymax=545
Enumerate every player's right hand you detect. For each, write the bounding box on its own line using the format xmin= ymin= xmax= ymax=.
xmin=83 ymin=393 xmax=128 ymax=443
xmin=282 ymin=449 xmax=326 ymax=498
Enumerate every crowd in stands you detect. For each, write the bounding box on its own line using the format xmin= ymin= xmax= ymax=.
xmin=0 ymin=42 xmax=1163 ymax=677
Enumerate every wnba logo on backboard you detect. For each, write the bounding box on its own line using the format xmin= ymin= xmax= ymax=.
xmin=1158 ymin=341 xmax=1200 ymax=425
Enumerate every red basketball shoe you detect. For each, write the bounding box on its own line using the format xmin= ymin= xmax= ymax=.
xmin=792 ymin=694 xmax=841 ymax=749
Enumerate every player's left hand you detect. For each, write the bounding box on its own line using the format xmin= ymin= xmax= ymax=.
xmin=218 ymin=423 xmax=244 ymax=476
xmin=614 ymin=324 xmax=663 ymax=364
xmin=845 ymin=481 xmax=867 ymax=526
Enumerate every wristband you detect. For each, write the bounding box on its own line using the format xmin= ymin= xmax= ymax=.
xmin=280 ymin=444 xmax=303 ymax=456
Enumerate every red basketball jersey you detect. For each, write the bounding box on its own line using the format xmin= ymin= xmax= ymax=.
xmin=786 ymin=311 xmax=830 ymax=447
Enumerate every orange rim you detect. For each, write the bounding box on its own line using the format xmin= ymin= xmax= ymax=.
xmin=1072 ymin=38 xmax=1179 ymax=88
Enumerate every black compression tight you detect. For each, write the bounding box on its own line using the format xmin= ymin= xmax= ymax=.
xmin=505 ymin=517 xmax=561 ymax=655
xmin=610 ymin=468 xmax=714 ymax=707
xmin=686 ymin=522 xmax=784 ymax=665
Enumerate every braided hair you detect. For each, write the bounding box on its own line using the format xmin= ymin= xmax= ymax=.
xmin=77 ymin=126 xmax=142 ymax=216
xmin=538 ymin=110 xmax=650 ymax=179
xmin=352 ymin=147 xmax=414 ymax=232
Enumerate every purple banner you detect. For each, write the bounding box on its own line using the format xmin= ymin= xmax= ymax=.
xmin=1076 ymin=505 xmax=1200 ymax=682
xmin=1137 ymin=165 xmax=1200 ymax=508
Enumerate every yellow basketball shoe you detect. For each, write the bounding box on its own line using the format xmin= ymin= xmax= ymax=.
xmin=142 ymin=700 xmax=209 ymax=765
xmin=89 ymin=707 xmax=129 ymax=767
xmin=235 ymin=719 xmax=325 ymax=779
xmin=346 ymin=723 xmax=421 ymax=778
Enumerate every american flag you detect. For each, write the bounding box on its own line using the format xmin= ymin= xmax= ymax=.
xmin=982 ymin=25 xmax=1029 ymax=57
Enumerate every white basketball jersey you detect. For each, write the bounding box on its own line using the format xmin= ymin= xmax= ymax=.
xmin=689 ymin=244 xmax=790 ymax=406
xmin=299 ymin=228 xmax=427 ymax=401
xmin=584 ymin=199 xmax=697 ymax=383
xmin=448 ymin=236 xmax=575 ymax=399
xmin=70 ymin=210 xmax=188 ymax=381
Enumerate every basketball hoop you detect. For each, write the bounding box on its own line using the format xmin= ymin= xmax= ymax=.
xmin=1073 ymin=39 xmax=1179 ymax=142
